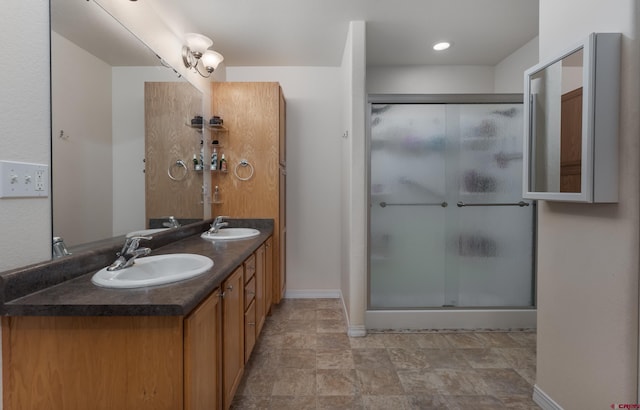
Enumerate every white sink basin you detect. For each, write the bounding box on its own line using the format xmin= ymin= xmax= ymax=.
xmin=201 ymin=228 xmax=260 ymax=241
xmin=126 ymin=228 xmax=169 ymax=238
xmin=91 ymin=253 xmax=214 ymax=289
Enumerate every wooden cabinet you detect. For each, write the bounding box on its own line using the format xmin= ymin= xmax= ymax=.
xmin=244 ymin=300 xmax=256 ymax=361
xmin=265 ymin=238 xmax=273 ymax=314
xmin=184 ymin=291 xmax=222 ymax=410
xmin=211 ymin=82 xmax=286 ymax=303
xmin=144 ymin=82 xmax=203 ymax=224
xmin=255 ymin=244 xmax=266 ymax=335
xmin=2 ymin=236 xmax=274 ymax=410
xmin=243 ymin=253 xmax=257 ymax=362
xmin=1 ymin=289 xmax=221 ymax=410
xmin=221 ymin=266 xmax=244 ymax=409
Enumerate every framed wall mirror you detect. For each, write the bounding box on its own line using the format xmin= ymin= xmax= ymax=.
xmin=51 ymin=0 xmax=205 ymax=253
xmin=522 ymin=32 xmax=620 ymax=203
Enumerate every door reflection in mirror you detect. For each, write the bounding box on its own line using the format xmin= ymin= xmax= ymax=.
xmin=529 ymin=48 xmax=583 ymax=194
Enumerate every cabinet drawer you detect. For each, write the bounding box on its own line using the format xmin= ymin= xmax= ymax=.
xmin=244 ymin=254 xmax=256 ymax=282
xmin=244 ymin=276 xmax=256 ymax=310
xmin=244 ymin=300 xmax=256 ymax=362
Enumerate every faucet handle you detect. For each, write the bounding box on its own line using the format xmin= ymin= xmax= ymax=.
xmin=162 ymin=216 xmax=181 ymax=228
xmin=121 ymin=235 xmax=153 ymax=254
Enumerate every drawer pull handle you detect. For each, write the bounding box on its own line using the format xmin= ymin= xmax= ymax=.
xmin=248 ymin=322 xmax=255 ymax=326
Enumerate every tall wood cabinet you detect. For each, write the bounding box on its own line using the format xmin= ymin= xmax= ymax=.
xmin=211 ymin=82 xmax=287 ymax=303
xmin=144 ymin=82 xmax=203 ymax=224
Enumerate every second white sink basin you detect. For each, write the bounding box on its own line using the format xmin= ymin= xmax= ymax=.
xmin=91 ymin=253 xmax=214 ymax=289
xmin=201 ymin=228 xmax=260 ymax=241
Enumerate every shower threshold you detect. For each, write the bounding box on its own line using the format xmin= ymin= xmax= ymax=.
xmin=365 ymin=308 xmax=536 ymax=331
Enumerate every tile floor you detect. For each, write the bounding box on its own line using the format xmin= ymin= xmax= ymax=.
xmin=231 ymin=299 xmax=539 ymax=409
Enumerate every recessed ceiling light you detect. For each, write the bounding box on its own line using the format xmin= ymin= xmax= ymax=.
xmin=433 ymin=42 xmax=451 ymax=51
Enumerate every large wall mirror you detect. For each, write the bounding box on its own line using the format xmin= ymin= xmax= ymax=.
xmin=523 ymin=32 xmax=620 ymax=203
xmin=51 ymin=0 xmax=205 ymax=252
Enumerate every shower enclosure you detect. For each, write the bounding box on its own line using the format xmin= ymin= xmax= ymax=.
xmin=367 ymin=95 xmax=535 ymax=329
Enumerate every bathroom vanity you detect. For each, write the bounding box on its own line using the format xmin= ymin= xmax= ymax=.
xmin=0 ymin=219 xmax=274 ymax=410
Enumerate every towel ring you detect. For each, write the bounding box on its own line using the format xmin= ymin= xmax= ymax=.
xmin=168 ymin=159 xmax=188 ymax=181
xmin=234 ymin=159 xmax=254 ymax=181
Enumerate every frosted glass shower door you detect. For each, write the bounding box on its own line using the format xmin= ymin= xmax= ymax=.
xmin=447 ymin=104 xmax=534 ymax=307
xmin=369 ymin=104 xmax=449 ymax=308
xmin=368 ymin=100 xmax=534 ymax=310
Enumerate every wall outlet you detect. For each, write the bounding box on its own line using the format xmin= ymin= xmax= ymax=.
xmin=0 ymin=160 xmax=49 ymax=198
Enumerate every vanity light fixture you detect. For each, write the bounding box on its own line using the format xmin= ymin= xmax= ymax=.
xmin=433 ymin=41 xmax=451 ymax=51
xmin=182 ymin=32 xmax=224 ymax=78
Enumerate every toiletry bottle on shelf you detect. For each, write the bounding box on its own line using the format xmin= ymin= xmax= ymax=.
xmin=220 ymin=154 xmax=227 ymax=172
xmin=193 ymin=154 xmax=201 ymax=171
xmin=199 ymin=140 xmax=204 ymax=169
xmin=213 ymin=185 xmax=221 ymax=202
xmin=211 ymin=146 xmax=218 ymax=170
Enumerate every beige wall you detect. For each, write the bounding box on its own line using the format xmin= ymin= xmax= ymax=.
xmin=494 ymin=36 xmax=539 ymax=93
xmin=0 ymin=1 xmax=51 ymax=271
xmin=344 ymin=21 xmax=368 ymax=336
xmin=51 ymin=32 xmax=113 ymax=247
xmin=535 ymin=0 xmax=640 ymax=408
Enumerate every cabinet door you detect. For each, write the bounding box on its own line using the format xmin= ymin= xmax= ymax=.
xmin=277 ymin=167 xmax=287 ymax=303
xmin=2 ymin=316 xmax=183 ymax=410
xmin=244 ymin=300 xmax=256 ymax=362
xmin=279 ymin=87 xmax=286 ymax=166
xmin=184 ymin=289 xmax=221 ymax=410
xmin=255 ymin=244 xmax=266 ymax=336
xmin=265 ymin=237 xmax=273 ymax=313
xmin=222 ymin=266 xmax=245 ymax=409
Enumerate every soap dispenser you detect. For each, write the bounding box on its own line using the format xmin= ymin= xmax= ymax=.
xmin=213 ymin=185 xmax=221 ymax=203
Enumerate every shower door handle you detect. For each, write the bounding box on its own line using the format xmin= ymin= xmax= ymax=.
xmin=379 ymin=201 xmax=448 ymax=208
xmin=456 ymin=201 xmax=530 ymax=207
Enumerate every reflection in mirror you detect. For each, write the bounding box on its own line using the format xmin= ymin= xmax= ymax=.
xmin=51 ymin=0 xmax=204 ymax=251
xmin=529 ymin=48 xmax=583 ymax=193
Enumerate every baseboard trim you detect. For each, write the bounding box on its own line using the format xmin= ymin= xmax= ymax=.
xmin=533 ymin=385 xmax=564 ymax=410
xmin=348 ymin=325 xmax=367 ymax=337
xmin=283 ymin=290 xmax=341 ymax=299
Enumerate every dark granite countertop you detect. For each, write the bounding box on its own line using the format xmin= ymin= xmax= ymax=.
xmin=0 ymin=219 xmax=274 ymax=317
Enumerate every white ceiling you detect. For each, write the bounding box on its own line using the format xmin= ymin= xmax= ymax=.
xmin=52 ymin=0 xmax=539 ymax=68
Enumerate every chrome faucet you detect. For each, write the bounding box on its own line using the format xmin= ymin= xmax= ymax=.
xmin=209 ymin=216 xmax=229 ymax=233
xmin=107 ymin=236 xmax=152 ymax=271
xmin=52 ymin=237 xmax=71 ymax=258
xmin=162 ymin=216 xmax=181 ymax=228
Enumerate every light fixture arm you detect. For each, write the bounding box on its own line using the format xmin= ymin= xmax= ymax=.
xmin=181 ymin=43 xmax=220 ymax=78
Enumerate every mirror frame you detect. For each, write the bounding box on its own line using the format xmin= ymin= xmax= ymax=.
xmin=522 ymin=32 xmax=620 ymax=203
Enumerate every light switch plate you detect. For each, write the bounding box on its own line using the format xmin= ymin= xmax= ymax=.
xmin=0 ymin=160 xmax=49 ymax=198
